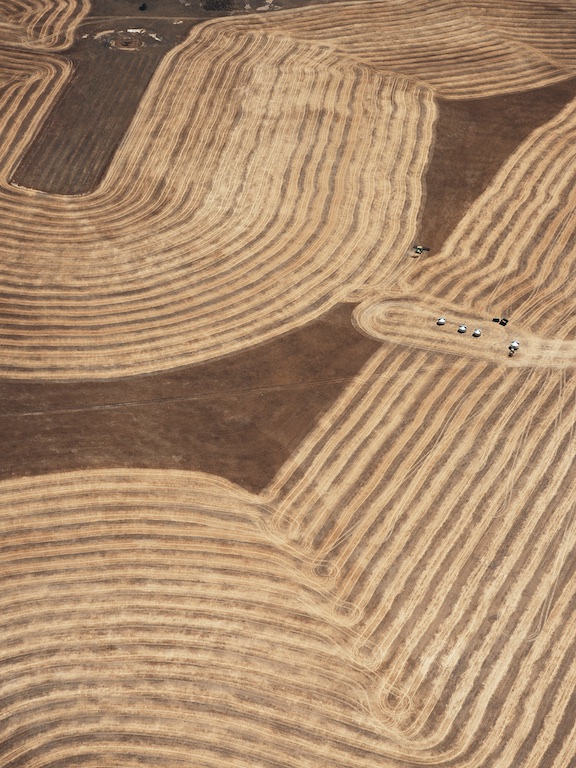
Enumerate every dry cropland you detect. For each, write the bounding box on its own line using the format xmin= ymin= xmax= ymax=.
xmin=2 ymin=0 xmax=576 ymax=766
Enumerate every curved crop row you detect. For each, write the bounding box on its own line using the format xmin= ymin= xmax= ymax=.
xmin=464 ymin=0 xmax=576 ymax=70
xmin=0 ymin=25 xmax=434 ymax=378
xmin=0 ymin=0 xmax=89 ymax=50
xmin=0 ymin=1 xmax=573 ymax=378
xmin=2 ymin=460 xmax=576 ymax=767
xmin=224 ymin=0 xmax=570 ymax=98
xmin=266 ymin=343 xmax=576 ymax=764
xmin=0 ymin=470 xmax=422 ymax=768
xmin=0 ymin=48 xmax=71 ymax=173
xmin=400 ymin=93 xmax=576 ymax=340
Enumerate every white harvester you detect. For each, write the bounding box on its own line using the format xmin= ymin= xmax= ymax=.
xmin=508 ymin=340 xmax=520 ymax=356
xmin=472 ymin=329 xmax=482 ymax=337
xmin=437 ymin=317 xmax=446 ymax=326
xmin=457 ymin=324 xmax=467 ymax=334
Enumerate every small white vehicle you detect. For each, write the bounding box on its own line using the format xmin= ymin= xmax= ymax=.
xmin=509 ymin=340 xmax=520 ymax=351
xmin=472 ymin=328 xmax=482 ymax=337
xmin=437 ymin=317 xmax=446 ymax=326
xmin=458 ymin=324 xmax=467 ymax=333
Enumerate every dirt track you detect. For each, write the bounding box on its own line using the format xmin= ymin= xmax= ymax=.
xmin=354 ymin=299 xmax=576 ymax=368
xmin=2 ymin=1 xmax=576 ymax=767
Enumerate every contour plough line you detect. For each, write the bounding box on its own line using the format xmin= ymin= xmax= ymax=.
xmin=3 ymin=460 xmax=576 ymax=766
xmin=463 ymin=0 xmax=576 ymax=71
xmin=396 ymin=90 xmax=576 ymax=340
xmin=232 ymin=0 xmax=574 ymax=97
xmin=0 ymin=23 xmax=434 ymax=378
xmin=1 ymin=1 xmax=575 ymax=378
xmin=0 ymin=0 xmax=90 ymax=49
xmin=2 ymin=1 xmax=576 ymax=767
xmin=0 ymin=470 xmax=424 ymax=768
xmin=264 ymin=342 xmax=576 ymax=764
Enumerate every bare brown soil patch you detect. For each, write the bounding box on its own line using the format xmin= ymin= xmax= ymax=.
xmin=418 ymin=76 xmax=576 ymax=252
xmin=11 ymin=18 xmax=195 ymax=194
xmin=110 ymin=34 xmax=145 ymax=48
xmin=402 ymin=91 xmax=576 ymax=335
xmin=0 ymin=304 xmax=379 ymax=492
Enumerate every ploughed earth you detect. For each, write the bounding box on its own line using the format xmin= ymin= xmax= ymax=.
xmin=0 ymin=304 xmax=380 ymax=492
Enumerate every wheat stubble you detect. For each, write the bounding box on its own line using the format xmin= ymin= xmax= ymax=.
xmin=2 ymin=2 xmax=576 ymax=767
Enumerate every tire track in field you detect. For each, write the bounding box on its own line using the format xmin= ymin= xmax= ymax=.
xmin=0 ymin=469 xmax=424 ymax=768
xmin=265 ymin=344 xmax=576 ymax=763
xmin=2 ymin=2 xmax=576 ymax=767
xmin=2 ymin=1 xmax=576 ymax=378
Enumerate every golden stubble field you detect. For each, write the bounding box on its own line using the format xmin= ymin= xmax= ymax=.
xmin=2 ymin=1 xmax=576 ymax=766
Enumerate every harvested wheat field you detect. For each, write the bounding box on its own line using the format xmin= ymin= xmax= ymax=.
xmin=2 ymin=1 xmax=576 ymax=766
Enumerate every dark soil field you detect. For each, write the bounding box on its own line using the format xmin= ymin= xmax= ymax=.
xmin=0 ymin=303 xmax=379 ymax=490
xmin=11 ymin=18 xmax=195 ymax=193
xmin=5 ymin=64 xmax=576 ymax=485
xmin=420 ymin=77 xmax=576 ymax=251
